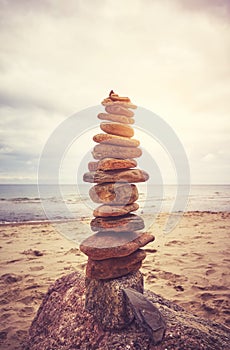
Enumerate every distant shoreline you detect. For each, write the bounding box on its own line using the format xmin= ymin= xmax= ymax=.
xmin=1 ymin=210 xmax=229 ymax=226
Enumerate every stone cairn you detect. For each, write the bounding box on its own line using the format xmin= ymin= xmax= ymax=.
xmin=80 ymin=91 xmax=155 ymax=330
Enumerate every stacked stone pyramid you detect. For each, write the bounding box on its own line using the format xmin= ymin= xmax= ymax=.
xmin=80 ymin=91 xmax=154 ymax=280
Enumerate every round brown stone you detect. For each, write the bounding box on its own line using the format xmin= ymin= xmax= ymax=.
xmin=88 ymin=261 xmax=142 ymax=280
xmin=90 ymin=214 xmax=145 ymax=232
xmin=89 ymin=183 xmax=138 ymax=205
xmin=105 ymin=105 xmax=134 ymax=117
xmin=93 ymin=133 xmax=140 ymax=147
xmin=83 ymin=169 xmax=149 ymax=184
xmin=86 ymin=249 xmax=146 ymax=279
xmin=98 ymin=113 xmax=134 ymax=124
xmin=93 ymin=202 xmax=139 ymax=217
xmin=88 ymin=158 xmax=137 ymax=171
xmin=100 ymin=122 xmax=134 ymax=137
xmin=92 ymin=144 xmax=142 ymax=160
xmin=80 ymin=231 xmax=155 ymax=260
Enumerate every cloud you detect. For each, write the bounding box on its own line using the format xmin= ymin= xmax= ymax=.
xmin=0 ymin=0 xmax=229 ymax=183
xmin=202 ymin=153 xmax=216 ymax=162
xmin=174 ymin=0 xmax=230 ymax=18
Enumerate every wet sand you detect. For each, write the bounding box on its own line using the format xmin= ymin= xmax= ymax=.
xmin=0 ymin=211 xmax=229 ymax=349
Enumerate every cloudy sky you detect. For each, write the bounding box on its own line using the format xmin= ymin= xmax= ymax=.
xmin=0 ymin=0 xmax=229 ymax=184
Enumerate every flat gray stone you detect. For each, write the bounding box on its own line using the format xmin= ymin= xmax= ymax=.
xmin=90 ymin=214 xmax=145 ymax=232
xmin=92 ymin=143 xmax=142 ymax=160
xmin=97 ymin=112 xmax=134 ymax=124
xmin=83 ymin=169 xmax=149 ymax=183
xmin=93 ymin=133 xmax=140 ymax=147
xmin=123 ymin=288 xmax=166 ymax=345
xmin=93 ymin=202 xmax=139 ymax=217
xmin=105 ymin=104 xmax=135 ymax=117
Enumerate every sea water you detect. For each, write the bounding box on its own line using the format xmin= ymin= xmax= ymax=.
xmin=0 ymin=184 xmax=229 ymax=224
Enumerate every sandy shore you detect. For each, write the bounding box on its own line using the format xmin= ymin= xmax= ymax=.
xmin=0 ymin=211 xmax=229 ymax=349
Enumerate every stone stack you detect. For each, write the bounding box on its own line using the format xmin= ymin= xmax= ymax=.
xmin=80 ymin=91 xmax=155 ymax=329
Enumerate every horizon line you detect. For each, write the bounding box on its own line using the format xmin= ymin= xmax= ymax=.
xmin=0 ymin=183 xmax=229 ymax=186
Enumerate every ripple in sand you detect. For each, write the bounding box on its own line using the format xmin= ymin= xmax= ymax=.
xmin=0 ymin=274 xmax=22 ymax=284
xmin=29 ymin=266 xmax=44 ymax=271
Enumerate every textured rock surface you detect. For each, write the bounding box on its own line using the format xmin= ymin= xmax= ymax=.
xmin=88 ymin=158 xmax=137 ymax=171
xmin=89 ymin=183 xmax=138 ymax=205
xmin=84 ymin=169 xmax=149 ymax=183
xmin=93 ymin=202 xmax=139 ymax=217
xmin=93 ymin=133 xmax=140 ymax=147
xmin=92 ymin=143 xmax=142 ymax=160
xmin=26 ymin=272 xmax=230 ymax=350
xmin=98 ymin=112 xmax=134 ymax=124
xmin=100 ymin=121 xmax=134 ymax=137
xmin=80 ymin=231 xmax=155 ymax=260
xmin=86 ymin=249 xmax=146 ymax=279
xmin=90 ymin=214 xmax=145 ymax=232
xmin=85 ymin=271 xmax=144 ymax=329
xmin=87 ymin=260 xmax=141 ymax=279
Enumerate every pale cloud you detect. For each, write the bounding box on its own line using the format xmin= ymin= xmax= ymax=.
xmin=0 ymin=0 xmax=229 ymax=183
xmin=174 ymin=0 xmax=230 ymax=18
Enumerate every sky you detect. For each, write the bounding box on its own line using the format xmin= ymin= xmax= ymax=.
xmin=0 ymin=0 xmax=230 ymax=184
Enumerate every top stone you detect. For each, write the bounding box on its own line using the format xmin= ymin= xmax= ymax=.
xmin=102 ymin=90 xmax=137 ymax=110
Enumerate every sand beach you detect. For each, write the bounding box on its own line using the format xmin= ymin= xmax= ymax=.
xmin=0 ymin=211 xmax=229 ymax=349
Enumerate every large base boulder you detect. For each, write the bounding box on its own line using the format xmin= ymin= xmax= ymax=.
xmin=26 ymin=272 xmax=230 ymax=350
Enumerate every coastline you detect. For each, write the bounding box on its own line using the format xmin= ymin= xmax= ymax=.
xmin=0 ymin=211 xmax=229 ymax=349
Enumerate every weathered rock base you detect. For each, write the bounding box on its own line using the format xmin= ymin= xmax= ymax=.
xmin=26 ymin=272 xmax=230 ymax=350
xmin=85 ymin=270 xmax=143 ymax=330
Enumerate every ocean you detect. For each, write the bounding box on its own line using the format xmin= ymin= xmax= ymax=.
xmin=0 ymin=184 xmax=229 ymax=225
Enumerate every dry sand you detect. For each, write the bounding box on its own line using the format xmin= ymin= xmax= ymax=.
xmin=0 ymin=211 xmax=229 ymax=349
